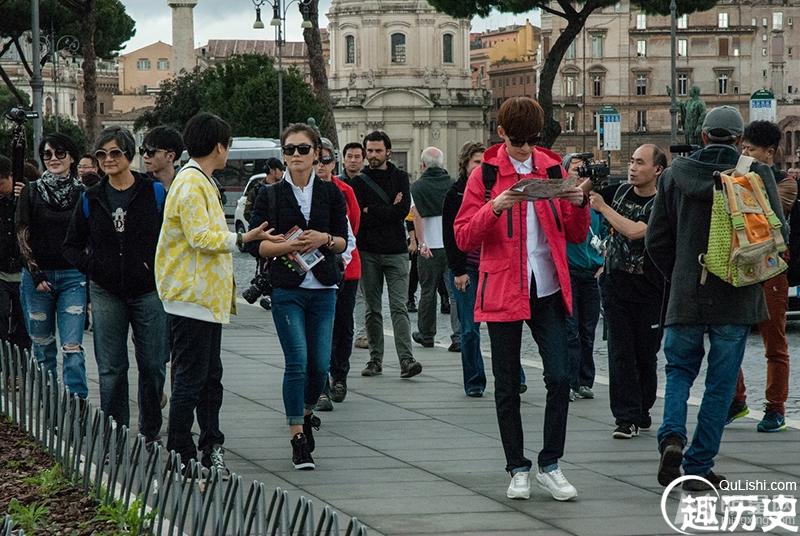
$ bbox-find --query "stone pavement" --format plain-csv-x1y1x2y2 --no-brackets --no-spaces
82,299,800,536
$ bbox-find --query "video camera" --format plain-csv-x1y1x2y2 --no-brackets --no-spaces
4,107,38,125
574,152,611,189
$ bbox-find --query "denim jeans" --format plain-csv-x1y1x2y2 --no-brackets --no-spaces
167,314,225,462
487,290,570,472
565,267,601,390
658,324,749,476
443,270,461,345
20,268,88,398
450,269,485,394
91,283,167,441
330,279,359,383
272,287,336,425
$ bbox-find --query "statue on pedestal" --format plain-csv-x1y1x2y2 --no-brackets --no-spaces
682,85,706,146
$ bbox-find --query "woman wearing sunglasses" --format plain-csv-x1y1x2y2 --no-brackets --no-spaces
15,133,88,399
248,124,348,470
63,127,168,446
454,97,589,502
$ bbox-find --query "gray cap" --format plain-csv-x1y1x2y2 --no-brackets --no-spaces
320,137,335,157
701,106,744,141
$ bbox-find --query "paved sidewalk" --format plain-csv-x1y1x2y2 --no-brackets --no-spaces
82,300,800,536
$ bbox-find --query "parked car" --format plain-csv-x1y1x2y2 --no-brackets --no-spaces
234,173,267,250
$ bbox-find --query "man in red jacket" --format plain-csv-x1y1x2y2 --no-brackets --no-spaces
455,97,589,502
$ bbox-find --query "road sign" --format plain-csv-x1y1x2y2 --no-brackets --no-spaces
601,106,621,151
750,89,776,122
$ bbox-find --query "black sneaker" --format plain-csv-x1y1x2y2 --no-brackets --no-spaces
412,331,434,348
447,342,461,353
201,445,231,480
407,300,418,313
726,400,750,424
303,413,321,453
314,393,333,412
639,412,652,431
658,435,684,486
291,433,315,470
682,471,726,491
400,358,423,378
441,302,451,315
361,361,382,376
330,380,347,403
612,423,639,439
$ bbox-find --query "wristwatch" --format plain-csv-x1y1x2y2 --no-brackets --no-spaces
236,232,244,249
326,233,335,250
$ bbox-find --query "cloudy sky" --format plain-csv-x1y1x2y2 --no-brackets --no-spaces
119,0,540,53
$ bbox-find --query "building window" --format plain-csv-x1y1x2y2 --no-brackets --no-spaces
636,110,647,132
565,41,576,60
345,35,356,64
99,102,105,114
718,73,729,94
762,17,768,27
157,58,169,70
565,111,576,132
733,37,740,56
591,34,604,59
636,14,646,30
789,47,794,57
718,13,729,28
390,33,406,64
719,38,729,57
137,58,151,70
635,74,647,96
773,12,783,31
751,17,757,27
565,74,577,97
636,40,646,57
678,73,688,96
678,39,688,57
592,75,603,97
442,34,454,64
762,33,768,42
762,48,768,56
677,14,688,29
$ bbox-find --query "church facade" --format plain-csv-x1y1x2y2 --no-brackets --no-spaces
327,0,490,177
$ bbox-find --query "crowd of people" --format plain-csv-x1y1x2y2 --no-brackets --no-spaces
0,96,796,501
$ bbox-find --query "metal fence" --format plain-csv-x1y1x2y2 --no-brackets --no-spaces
0,340,368,536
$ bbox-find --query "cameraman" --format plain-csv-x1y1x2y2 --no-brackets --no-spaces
588,144,667,440
0,155,30,350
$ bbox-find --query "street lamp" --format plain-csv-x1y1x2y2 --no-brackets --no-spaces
43,24,80,132
252,0,313,136
668,0,678,144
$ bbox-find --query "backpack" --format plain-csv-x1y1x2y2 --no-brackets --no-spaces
700,162,787,287
82,181,166,218
785,178,800,286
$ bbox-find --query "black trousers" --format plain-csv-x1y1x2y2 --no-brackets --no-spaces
604,291,662,427
487,291,571,472
167,314,225,462
0,279,30,350
330,279,359,383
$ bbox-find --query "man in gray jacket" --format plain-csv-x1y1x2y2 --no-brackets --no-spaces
645,106,787,492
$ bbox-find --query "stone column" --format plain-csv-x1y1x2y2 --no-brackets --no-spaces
168,0,198,75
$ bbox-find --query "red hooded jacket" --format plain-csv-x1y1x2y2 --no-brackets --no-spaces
454,143,589,322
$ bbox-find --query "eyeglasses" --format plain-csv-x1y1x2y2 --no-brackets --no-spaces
318,156,335,165
507,136,540,148
43,149,67,161
139,146,165,157
282,144,313,156
95,148,126,161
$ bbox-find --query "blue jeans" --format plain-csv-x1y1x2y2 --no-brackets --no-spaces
658,324,749,476
90,283,167,441
565,267,601,390
20,268,88,398
271,287,336,425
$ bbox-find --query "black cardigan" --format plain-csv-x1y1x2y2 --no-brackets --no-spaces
442,175,470,277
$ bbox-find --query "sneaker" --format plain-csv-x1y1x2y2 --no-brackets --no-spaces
440,302,451,315
330,381,347,403
400,358,423,379
407,300,418,313
657,435,684,486
201,446,231,480
612,423,639,439
303,413,321,453
577,386,594,399
757,411,787,433
682,471,726,492
291,433,315,470
726,400,749,424
569,389,577,402
361,361,382,376
535,467,577,501
412,331,434,348
354,336,369,349
639,412,652,431
314,393,333,412
466,389,483,398
506,471,531,500
160,391,168,409
447,342,461,353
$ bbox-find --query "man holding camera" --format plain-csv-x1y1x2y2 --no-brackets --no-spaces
589,144,667,440
0,155,30,351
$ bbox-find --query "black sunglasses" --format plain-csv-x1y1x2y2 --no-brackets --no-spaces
318,156,335,165
282,144,313,156
43,149,67,161
139,146,165,157
508,136,540,148
95,148,126,161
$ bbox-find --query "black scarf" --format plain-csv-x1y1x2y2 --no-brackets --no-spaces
36,170,83,210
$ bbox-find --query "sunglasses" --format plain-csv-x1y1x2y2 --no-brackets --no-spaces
95,148,126,161
282,144,313,156
43,149,67,161
139,146,165,157
507,136,540,148
318,156,335,165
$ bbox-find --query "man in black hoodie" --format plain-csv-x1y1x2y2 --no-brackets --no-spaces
646,106,788,491
0,156,30,350
350,131,422,379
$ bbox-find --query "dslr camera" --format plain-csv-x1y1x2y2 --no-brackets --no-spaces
242,270,272,304
574,152,611,189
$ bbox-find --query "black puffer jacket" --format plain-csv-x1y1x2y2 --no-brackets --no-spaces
0,196,22,274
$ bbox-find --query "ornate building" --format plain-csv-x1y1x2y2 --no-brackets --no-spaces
327,0,490,176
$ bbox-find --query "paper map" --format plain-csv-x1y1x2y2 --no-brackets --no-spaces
511,176,579,200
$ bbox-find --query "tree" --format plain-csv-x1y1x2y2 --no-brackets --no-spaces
135,54,325,139
428,0,718,147
301,0,339,146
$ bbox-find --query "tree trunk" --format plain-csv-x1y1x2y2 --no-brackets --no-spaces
302,0,339,147
81,0,98,140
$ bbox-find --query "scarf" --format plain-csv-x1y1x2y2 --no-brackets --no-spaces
410,167,453,217
35,170,83,211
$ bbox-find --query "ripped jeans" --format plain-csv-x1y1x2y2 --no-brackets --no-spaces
20,269,88,398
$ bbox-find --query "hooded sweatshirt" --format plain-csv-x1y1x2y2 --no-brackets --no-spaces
645,144,788,326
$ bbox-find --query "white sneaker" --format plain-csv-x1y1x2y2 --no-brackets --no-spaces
535,467,578,501
506,471,531,499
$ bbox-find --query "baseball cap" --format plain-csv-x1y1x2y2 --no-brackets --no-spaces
266,157,284,171
702,106,744,142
